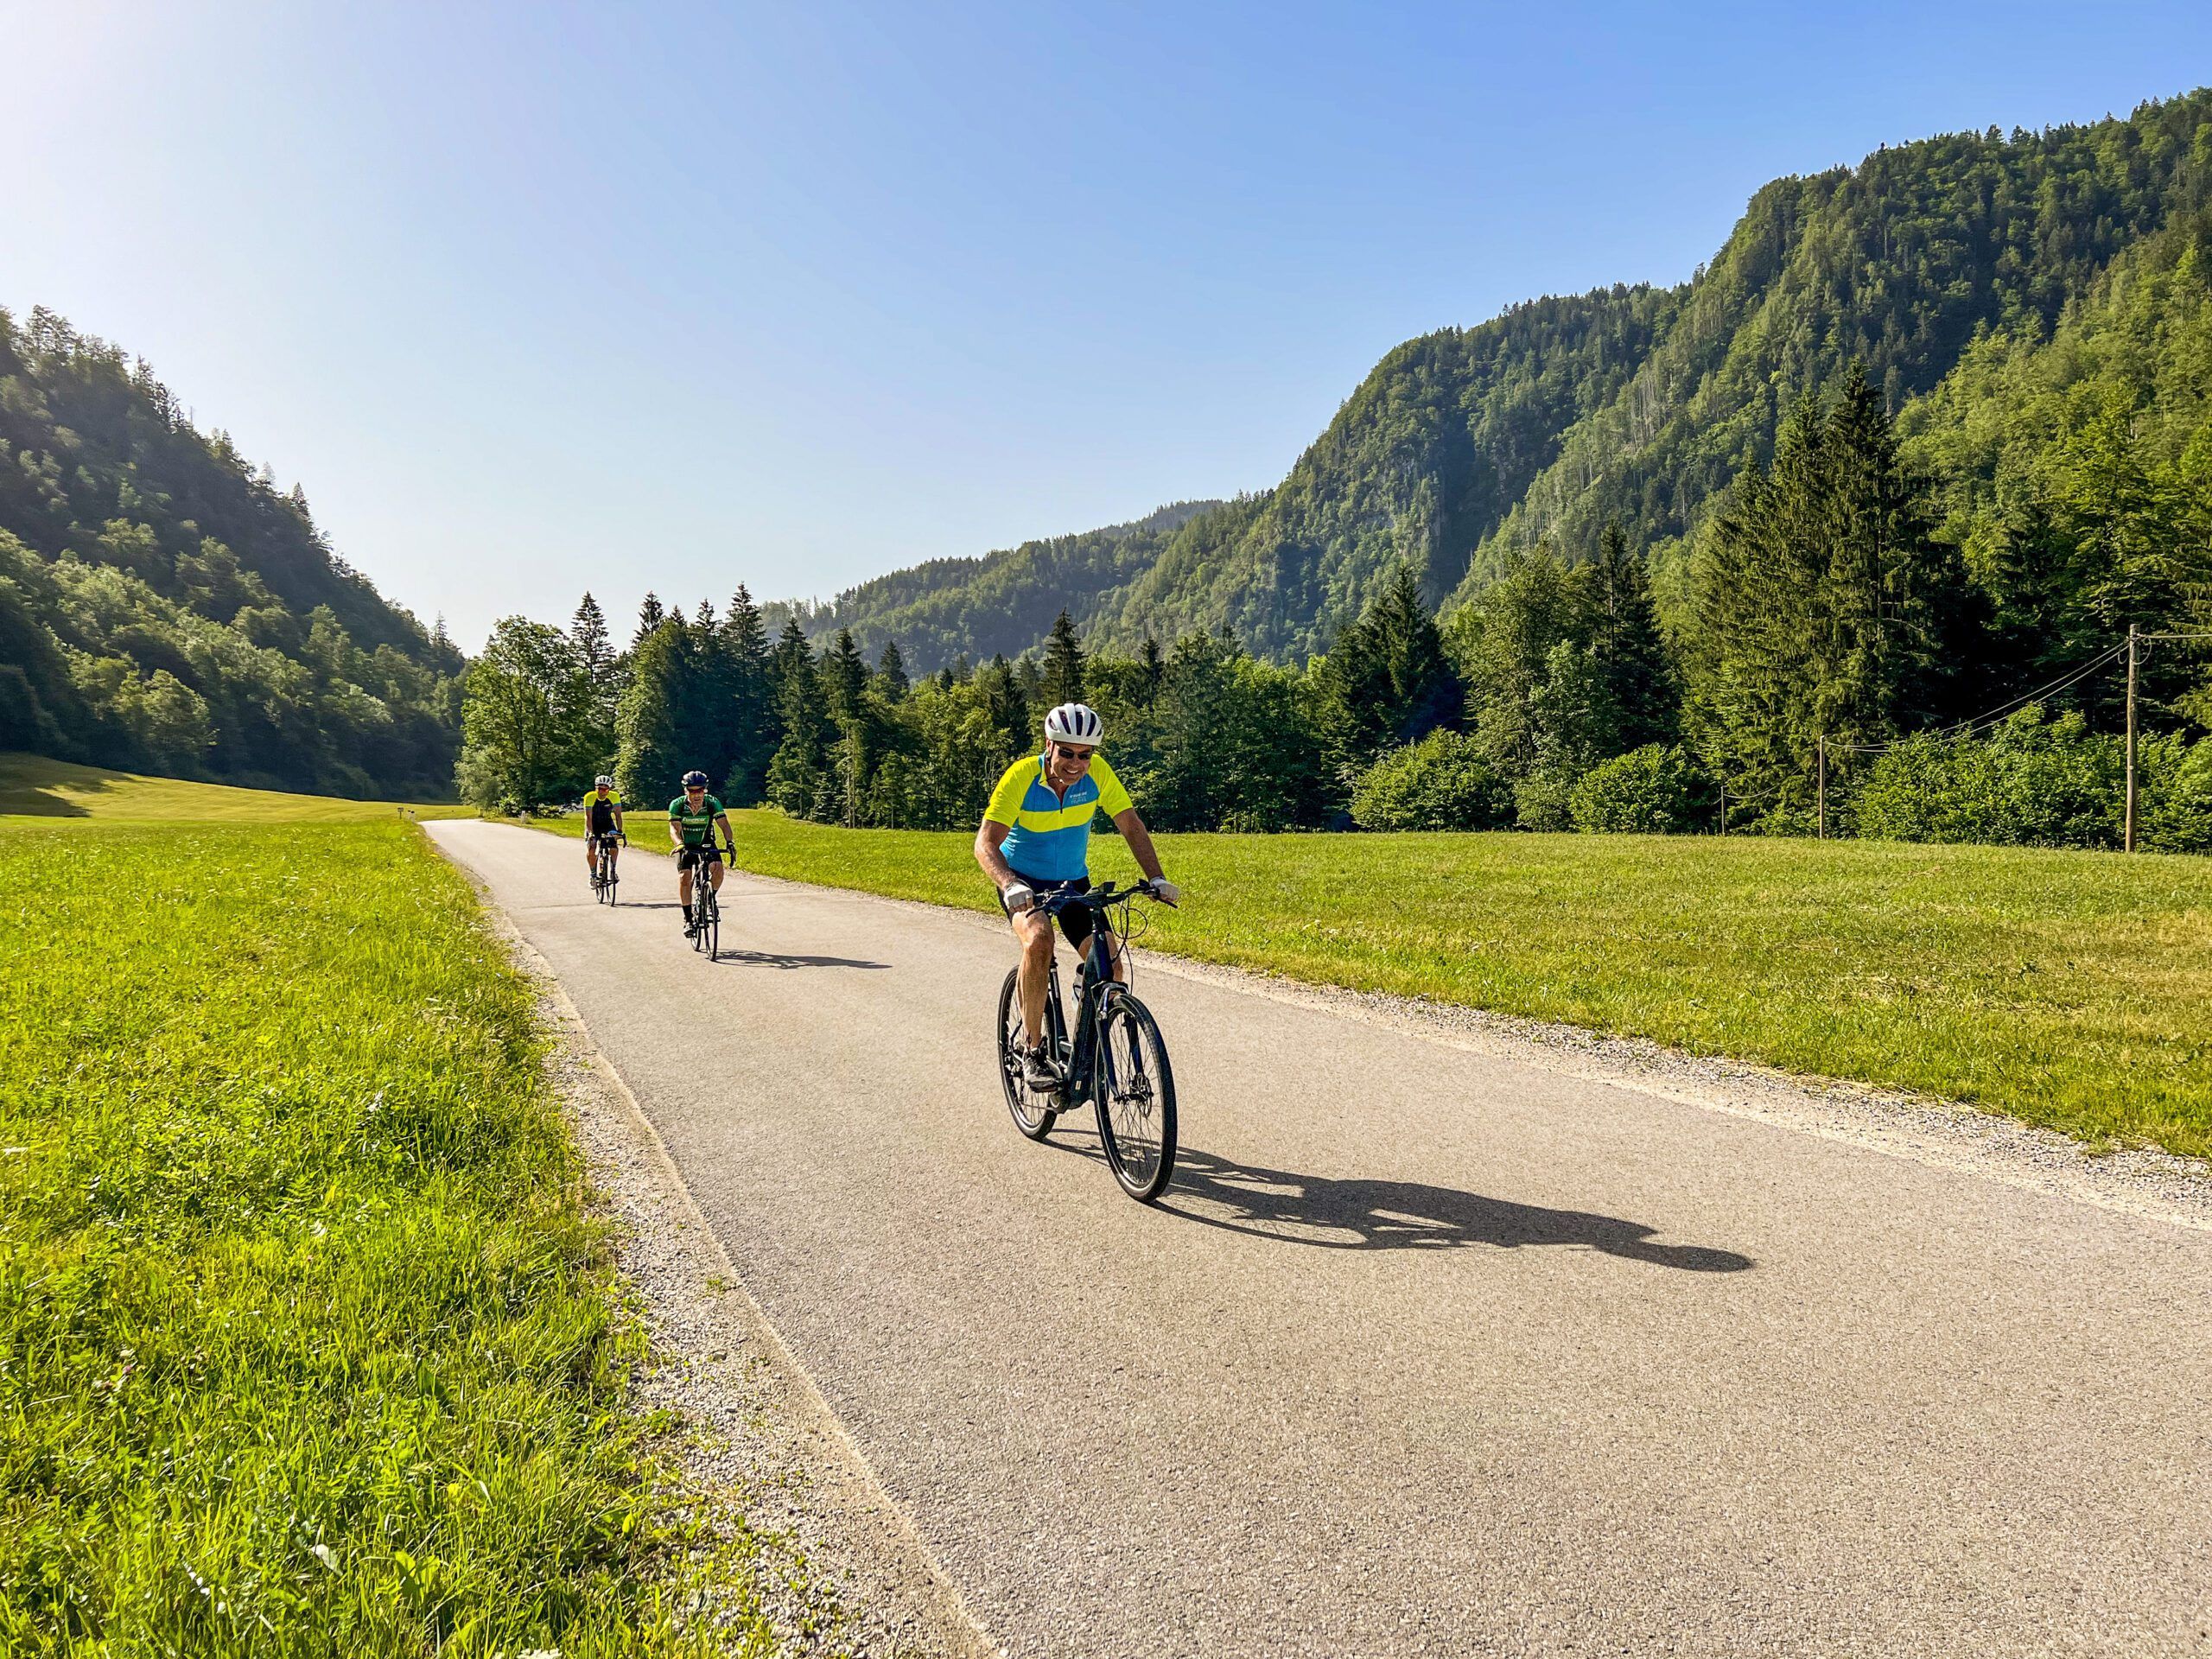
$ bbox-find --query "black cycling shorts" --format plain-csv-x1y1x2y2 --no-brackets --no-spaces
676,845,724,872
1001,874,1097,949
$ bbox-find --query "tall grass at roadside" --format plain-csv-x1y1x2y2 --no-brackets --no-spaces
0,823,771,1656
586,810,2212,1158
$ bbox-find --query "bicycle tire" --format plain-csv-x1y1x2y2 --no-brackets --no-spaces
706,888,719,961
995,967,1058,1140
1092,992,1178,1202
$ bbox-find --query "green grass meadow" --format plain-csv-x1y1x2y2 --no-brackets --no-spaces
0,820,772,1655
0,752,470,825
547,810,2212,1159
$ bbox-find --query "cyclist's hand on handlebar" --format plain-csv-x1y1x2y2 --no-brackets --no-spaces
1002,882,1036,913
1147,878,1181,907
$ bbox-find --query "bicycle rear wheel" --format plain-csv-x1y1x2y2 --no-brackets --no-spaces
1093,993,1177,1201
996,967,1059,1140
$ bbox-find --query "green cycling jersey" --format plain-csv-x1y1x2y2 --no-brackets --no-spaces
669,793,726,847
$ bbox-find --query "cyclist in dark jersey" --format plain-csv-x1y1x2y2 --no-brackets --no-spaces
669,770,734,937
583,776,625,884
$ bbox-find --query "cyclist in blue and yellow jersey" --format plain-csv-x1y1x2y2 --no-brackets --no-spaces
975,702,1179,1090
583,775,625,884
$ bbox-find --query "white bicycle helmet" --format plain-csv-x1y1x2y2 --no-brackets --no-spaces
1044,702,1103,747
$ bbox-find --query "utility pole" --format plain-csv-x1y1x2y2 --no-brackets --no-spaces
1816,736,1827,841
2124,625,2139,855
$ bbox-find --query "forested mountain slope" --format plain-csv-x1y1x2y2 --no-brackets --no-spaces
763,499,1219,670
788,90,2212,670
0,308,461,795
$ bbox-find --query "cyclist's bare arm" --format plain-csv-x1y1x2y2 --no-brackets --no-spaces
668,817,684,849
975,819,1024,899
714,812,734,846
1112,809,1166,885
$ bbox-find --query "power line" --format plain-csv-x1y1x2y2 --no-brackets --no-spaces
1832,640,2130,754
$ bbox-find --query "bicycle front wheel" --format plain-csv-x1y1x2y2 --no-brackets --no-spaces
705,892,720,960
1093,993,1177,1201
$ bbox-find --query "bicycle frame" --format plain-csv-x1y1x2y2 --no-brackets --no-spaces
1038,886,1140,1108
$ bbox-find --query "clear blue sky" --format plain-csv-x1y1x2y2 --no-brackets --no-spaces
6,3,2209,650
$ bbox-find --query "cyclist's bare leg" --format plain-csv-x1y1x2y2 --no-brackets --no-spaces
709,859,726,893
678,868,694,910
1012,907,1054,1046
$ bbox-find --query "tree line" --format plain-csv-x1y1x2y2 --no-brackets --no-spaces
461,365,2212,855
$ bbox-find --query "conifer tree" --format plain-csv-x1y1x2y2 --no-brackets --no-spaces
875,639,910,701
614,619,691,805
1685,367,1967,821
1319,563,1465,773
1042,609,1087,706
1586,524,1676,749
719,585,776,804
565,593,620,775
632,593,666,648
766,637,833,818
822,628,870,726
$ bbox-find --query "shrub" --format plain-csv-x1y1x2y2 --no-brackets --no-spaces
1350,730,1513,830
1570,745,1718,833
2139,733,2212,854
1855,706,2120,849
1513,774,1575,832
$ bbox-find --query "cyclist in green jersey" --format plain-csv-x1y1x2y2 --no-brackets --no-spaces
668,769,734,937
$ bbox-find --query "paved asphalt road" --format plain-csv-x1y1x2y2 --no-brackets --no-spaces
429,821,2212,1659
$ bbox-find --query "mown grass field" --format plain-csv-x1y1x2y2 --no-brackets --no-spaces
0,752,469,824
0,820,772,1655
531,809,2212,1159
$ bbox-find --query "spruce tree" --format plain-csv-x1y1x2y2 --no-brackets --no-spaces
614,620,690,805
564,591,620,780
766,639,833,818
1138,635,1165,708
1684,368,1967,822
875,639,910,701
1319,562,1465,774
719,585,775,804
822,628,870,726
1042,609,1087,706
632,593,666,649
1586,524,1676,749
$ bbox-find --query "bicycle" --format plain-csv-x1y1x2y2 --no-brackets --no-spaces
688,842,731,961
995,881,1178,1202
588,832,624,905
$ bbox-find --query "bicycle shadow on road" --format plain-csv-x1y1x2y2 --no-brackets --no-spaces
1136,1147,1751,1271
710,948,889,970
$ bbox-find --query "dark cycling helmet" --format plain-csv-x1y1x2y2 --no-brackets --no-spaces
682,770,709,788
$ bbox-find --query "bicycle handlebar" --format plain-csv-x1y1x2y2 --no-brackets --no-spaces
1037,880,1163,915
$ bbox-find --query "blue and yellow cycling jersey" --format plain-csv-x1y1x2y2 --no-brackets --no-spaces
983,753,1134,882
